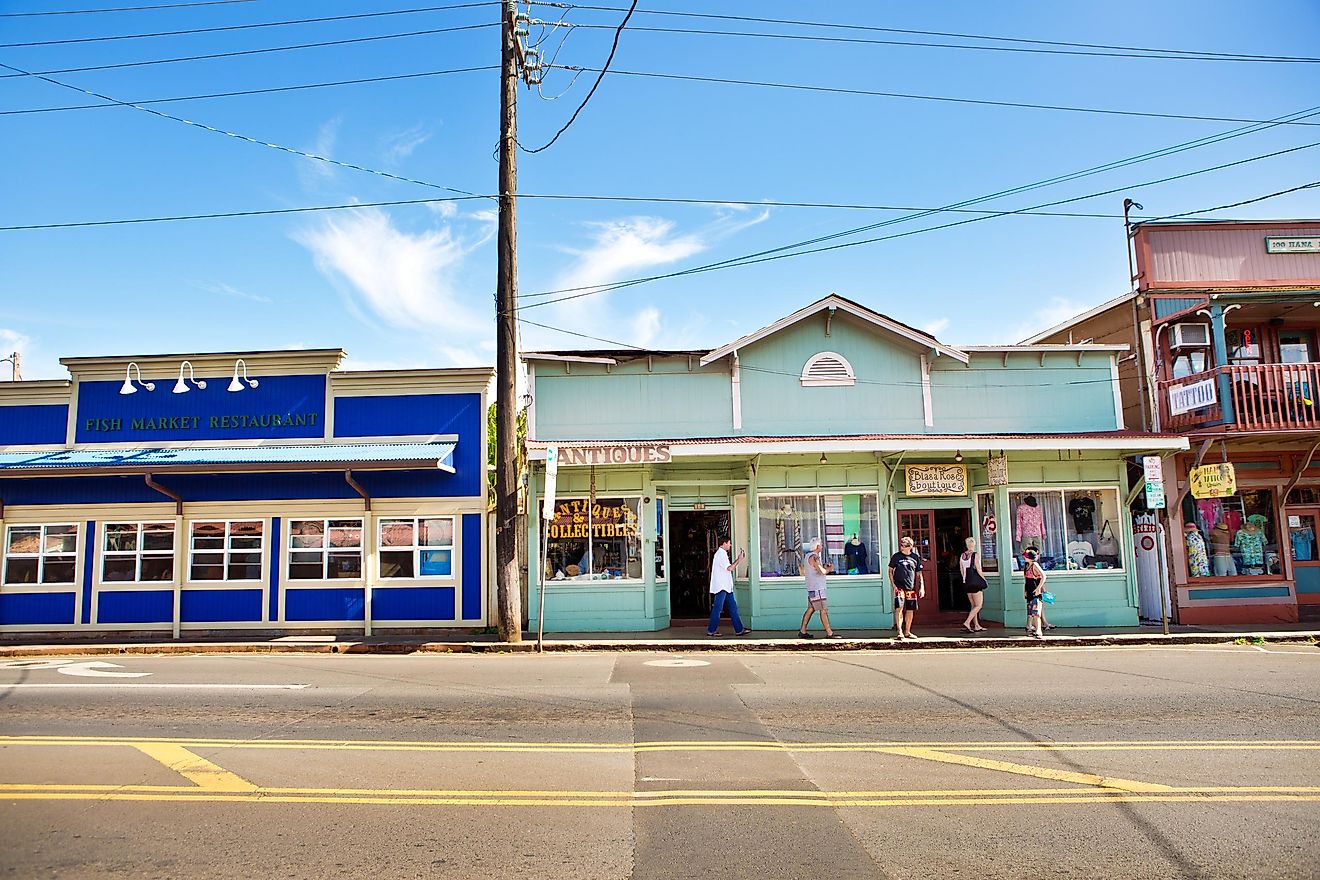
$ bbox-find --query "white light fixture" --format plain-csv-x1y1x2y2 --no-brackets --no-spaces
119,362,154,395
171,360,206,394
227,358,258,392
954,450,964,463
819,453,829,465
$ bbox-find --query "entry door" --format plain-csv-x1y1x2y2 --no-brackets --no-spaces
897,509,950,624
1287,506,1320,617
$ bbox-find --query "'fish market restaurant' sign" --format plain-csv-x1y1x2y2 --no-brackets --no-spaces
83,412,320,434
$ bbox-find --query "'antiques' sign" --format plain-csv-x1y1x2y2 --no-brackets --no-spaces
905,464,968,497
558,445,672,466
987,455,1008,487
546,500,639,539
1189,463,1237,499
1265,236,1320,254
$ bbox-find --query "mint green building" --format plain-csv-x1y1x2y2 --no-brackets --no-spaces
525,295,1187,633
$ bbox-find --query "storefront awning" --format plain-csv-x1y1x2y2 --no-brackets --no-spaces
0,442,457,477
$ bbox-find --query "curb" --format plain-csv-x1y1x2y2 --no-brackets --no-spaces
0,631,1315,658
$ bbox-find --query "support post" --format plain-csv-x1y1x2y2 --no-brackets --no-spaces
1208,304,1235,426
494,0,524,641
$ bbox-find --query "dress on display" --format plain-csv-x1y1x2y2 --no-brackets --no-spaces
1185,528,1210,577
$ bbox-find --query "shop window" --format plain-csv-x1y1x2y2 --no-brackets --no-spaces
1182,490,1280,578
542,498,642,581
1170,350,1208,380
756,493,880,577
103,522,174,583
1010,489,1123,573
654,498,666,581
379,517,454,579
1227,327,1262,365
974,492,999,572
190,521,264,582
289,519,363,580
1278,330,1316,365
1287,487,1318,505
3,524,78,585
1290,514,1317,563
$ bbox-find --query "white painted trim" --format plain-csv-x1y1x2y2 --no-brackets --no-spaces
799,351,856,387
58,349,346,380
521,353,618,365
920,354,934,428
962,344,1130,352
1110,357,1124,429
528,437,1188,458
526,362,538,441
730,352,742,431
0,380,73,405
700,294,969,366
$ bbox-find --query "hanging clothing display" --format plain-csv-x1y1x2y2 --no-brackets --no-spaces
1233,527,1266,568
843,540,869,575
1185,527,1210,577
1068,496,1096,534
1016,499,1046,541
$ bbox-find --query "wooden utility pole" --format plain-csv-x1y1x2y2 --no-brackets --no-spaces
494,0,523,641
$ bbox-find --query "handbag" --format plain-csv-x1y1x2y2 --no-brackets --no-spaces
1095,520,1120,557
961,553,988,590
1041,591,1056,604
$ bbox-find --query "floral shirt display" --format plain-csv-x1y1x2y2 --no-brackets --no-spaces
1185,529,1209,577
1233,528,1266,567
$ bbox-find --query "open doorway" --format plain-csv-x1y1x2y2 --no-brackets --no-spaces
668,509,730,623
933,508,973,613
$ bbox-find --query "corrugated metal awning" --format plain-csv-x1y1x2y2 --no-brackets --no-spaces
0,442,457,477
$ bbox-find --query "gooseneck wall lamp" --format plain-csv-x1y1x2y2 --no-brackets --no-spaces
172,360,206,394
227,358,259,392
118,362,155,395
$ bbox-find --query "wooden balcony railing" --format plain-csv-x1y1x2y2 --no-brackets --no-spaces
1159,363,1320,432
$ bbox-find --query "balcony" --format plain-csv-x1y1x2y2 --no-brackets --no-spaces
1159,363,1320,433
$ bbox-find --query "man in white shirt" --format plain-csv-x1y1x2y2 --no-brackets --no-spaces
708,535,751,637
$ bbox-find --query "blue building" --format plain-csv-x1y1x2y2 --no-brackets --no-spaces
0,349,491,637
525,295,1188,633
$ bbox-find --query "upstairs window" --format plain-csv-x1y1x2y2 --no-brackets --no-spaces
800,352,856,387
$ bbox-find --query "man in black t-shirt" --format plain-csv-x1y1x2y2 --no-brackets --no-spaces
888,536,925,640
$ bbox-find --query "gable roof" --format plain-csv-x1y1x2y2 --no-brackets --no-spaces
699,293,969,366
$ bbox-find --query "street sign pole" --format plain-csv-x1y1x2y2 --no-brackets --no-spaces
537,447,558,653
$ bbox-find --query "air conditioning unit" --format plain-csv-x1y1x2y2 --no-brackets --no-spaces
1170,323,1212,348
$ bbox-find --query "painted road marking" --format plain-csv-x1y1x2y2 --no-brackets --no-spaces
0,659,149,677
0,684,308,690
882,747,1172,792
132,743,257,792
643,659,711,667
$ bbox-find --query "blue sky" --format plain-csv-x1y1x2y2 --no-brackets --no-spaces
3,0,1319,379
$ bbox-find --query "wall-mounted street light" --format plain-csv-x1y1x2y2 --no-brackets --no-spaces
227,358,259,392
172,360,207,394
119,362,155,395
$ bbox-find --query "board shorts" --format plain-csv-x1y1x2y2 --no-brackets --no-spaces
808,596,828,610
894,589,919,611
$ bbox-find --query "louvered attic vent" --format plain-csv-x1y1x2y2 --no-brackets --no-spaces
800,352,856,387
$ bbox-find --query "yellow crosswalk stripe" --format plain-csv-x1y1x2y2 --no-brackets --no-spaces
131,743,257,792
882,747,1174,791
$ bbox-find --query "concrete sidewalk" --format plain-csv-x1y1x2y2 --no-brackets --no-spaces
0,623,1316,656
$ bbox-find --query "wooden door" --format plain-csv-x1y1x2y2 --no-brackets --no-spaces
897,509,961,624
1287,506,1320,619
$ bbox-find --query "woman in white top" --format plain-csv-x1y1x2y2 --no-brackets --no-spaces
958,536,988,633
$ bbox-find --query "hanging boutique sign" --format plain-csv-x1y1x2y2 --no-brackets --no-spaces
1189,463,1236,499
987,455,1008,487
557,444,672,466
904,464,968,497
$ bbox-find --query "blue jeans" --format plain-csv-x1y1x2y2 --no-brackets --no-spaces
707,589,745,634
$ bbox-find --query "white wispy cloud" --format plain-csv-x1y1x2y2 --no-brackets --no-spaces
194,281,271,304
300,116,343,188
553,216,706,296
0,327,57,379
380,123,432,167
1009,296,1092,343
294,207,487,341
921,317,951,337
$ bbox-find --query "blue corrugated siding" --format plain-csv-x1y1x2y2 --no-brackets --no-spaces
98,590,173,624
1153,297,1206,320
180,589,263,623
75,375,326,443
0,592,76,626
334,393,483,497
285,587,365,621
0,404,68,445
462,513,482,620
372,587,455,620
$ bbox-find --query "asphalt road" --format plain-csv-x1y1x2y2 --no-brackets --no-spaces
1,642,1317,879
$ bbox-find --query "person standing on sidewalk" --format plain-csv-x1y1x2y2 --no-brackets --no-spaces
959,536,988,633
707,536,751,637
889,536,925,640
798,538,841,639
1023,548,1047,639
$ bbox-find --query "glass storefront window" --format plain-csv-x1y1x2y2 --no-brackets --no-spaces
3,524,78,585
1227,327,1262,365
1290,514,1317,563
190,521,264,581
975,492,998,572
379,517,454,579
289,519,363,580
543,497,642,581
1183,490,1280,578
654,497,666,581
103,522,175,582
756,493,880,577
1010,489,1123,573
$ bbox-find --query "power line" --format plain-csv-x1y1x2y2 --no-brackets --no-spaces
518,0,637,153
1,65,497,116
517,139,1320,311
554,66,1320,129
0,60,487,199
1145,180,1320,222
0,2,496,48
557,21,1320,64
0,22,499,79
0,0,262,16
556,4,1320,64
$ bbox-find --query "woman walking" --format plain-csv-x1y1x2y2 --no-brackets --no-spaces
1022,548,1046,640
959,537,988,633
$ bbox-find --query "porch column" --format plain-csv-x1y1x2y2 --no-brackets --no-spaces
1209,304,1236,424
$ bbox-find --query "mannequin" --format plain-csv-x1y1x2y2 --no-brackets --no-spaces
843,534,868,575
1209,522,1237,576
1234,520,1266,576
1184,522,1209,577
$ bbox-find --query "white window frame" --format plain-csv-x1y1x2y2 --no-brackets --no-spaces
101,521,176,585
800,351,856,387
756,491,881,579
1008,486,1125,576
2,523,79,586
287,518,365,582
378,516,456,581
187,519,266,583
